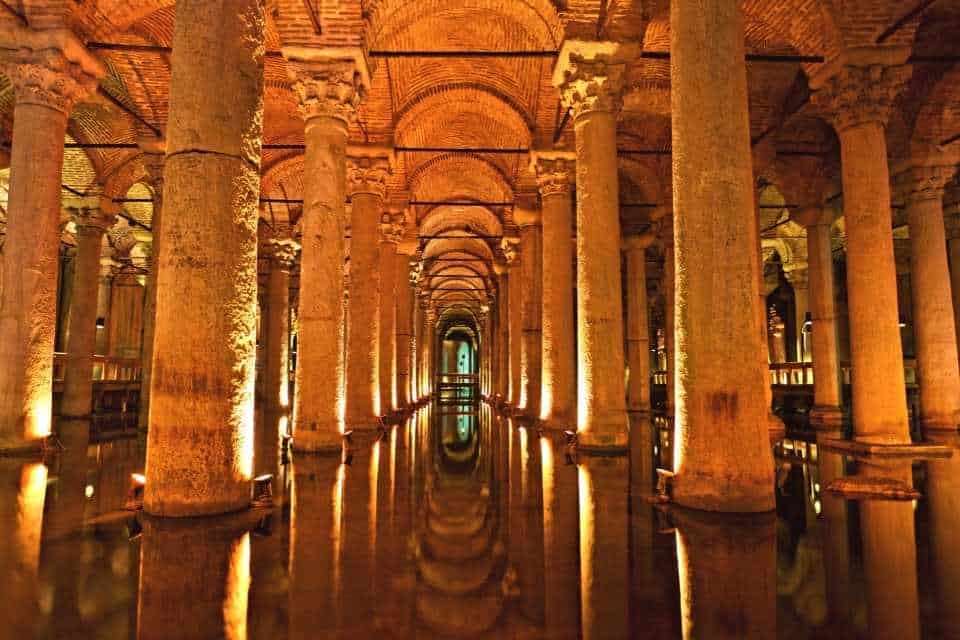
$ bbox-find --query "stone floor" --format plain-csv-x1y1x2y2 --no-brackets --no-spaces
1,404,956,639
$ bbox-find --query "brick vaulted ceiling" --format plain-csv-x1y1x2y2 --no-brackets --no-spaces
0,0,958,310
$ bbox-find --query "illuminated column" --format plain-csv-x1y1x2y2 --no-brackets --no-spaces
664,233,676,415
285,50,369,452
346,149,392,427
0,461,47,638
379,215,403,412
540,432,580,637
502,239,523,407
792,208,843,428
623,232,655,413
516,206,543,418
812,62,912,444
555,41,631,450
424,306,437,396
947,196,960,359
144,0,264,516
263,238,298,421
926,433,960,638
395,243,416,408
785,267,809,362
0,35,103,452
670,0,774,511
494,263,510,401
673,508,776,639
61,202,116,418
137,141,165,437
900,165,960,431
414,299,425,401
533,153,576,427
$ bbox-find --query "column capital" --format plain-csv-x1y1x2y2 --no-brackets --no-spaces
379,214,405,244
531,151,576,198
283,47,371,125
811,64,912,133
346,148,393,199
622,231,656,252
501,236,521,265
784,266,809,290
894,165,956,204
266,237,300,271
67,197,118,232
514,206,542,228
552,40,636,119
4,29,105,114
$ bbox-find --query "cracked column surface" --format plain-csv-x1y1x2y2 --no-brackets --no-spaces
346,150,392,429
553,41,635,450
395,242,416,408
555,41,631,451
284,49,369,452
901,166,960,432
144,0,265,517
533,154,576,428
670,0,774,511
813,61,913,444
624,232,655,413
0,34,102,452
793,208,843,429
61,202,116,419
516,206,543,419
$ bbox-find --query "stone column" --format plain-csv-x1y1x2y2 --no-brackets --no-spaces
378,216,403,413
424,306,437,396
285,49,369,451
494,263,510,401
624,232,655,413
554,41,631,450
262,238,298,419
414,299,425,401
785,267,810,362
946,197,960,362
61,202,116,418
346,150,392,427
502,240,523,407
137,141,165,436
901,166,960,431
516,206,543,418
812,62,913,444
792,208,843,428
669,1,774,511
533,153,576,427
144,0,265,517
395,244,416,408
0,35,102,452
664,235,676,415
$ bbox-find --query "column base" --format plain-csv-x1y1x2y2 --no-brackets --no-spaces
540,414,576,432
292,429,344,454
669,469,775,513
809,405,844,430
818,437,952,460
920,417,960,433
577,428,629,454
0,435,43,456
143,491,252,519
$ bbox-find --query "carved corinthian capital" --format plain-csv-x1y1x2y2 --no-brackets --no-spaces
267,237,301,271
553,40,636,119
531,152,576,198
895,165,955,204
811,64,912,133
8,49,102,114
283,47,371,124
346,153,392,199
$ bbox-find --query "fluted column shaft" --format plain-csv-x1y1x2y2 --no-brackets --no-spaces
555,42,630,450
0,41,102,451
395,251,414,407
624,234,654,412
813,63,912,444
61,205,115,418
670,0,774,511
145,0,265,516
903,166,960,430
534,155,576,427
517,210,543,417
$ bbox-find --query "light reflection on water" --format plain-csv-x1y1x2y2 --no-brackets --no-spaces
2,411,956,639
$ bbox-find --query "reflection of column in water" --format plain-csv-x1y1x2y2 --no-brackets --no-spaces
137,518,251,640
578,454,629,640
508,420,523,588
0,460,47,640
673,507,775,639
519,425,545,624
541,433,580,638
814,443,854,636
860,462,920,640
926,433,960,639
288,455,342,640
248,507,290,639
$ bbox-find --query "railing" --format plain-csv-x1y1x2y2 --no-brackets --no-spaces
52,353,142,382
654,360,919,389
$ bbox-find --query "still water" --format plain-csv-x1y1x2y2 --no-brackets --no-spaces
1,404,958,639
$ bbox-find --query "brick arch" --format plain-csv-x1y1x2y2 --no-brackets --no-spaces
408,153,514,203
910,65,960,156
420,205,503,239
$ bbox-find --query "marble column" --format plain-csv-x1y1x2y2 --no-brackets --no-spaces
516,206,543,418
670,0,774,511
378,216,403,413
503,241,523,407
624,232,655,413
664,235,676,415
285,50,369,451
533,153,577,427
137,142,165,437
946,194,960,364
262,238,298,422
901,165,960,431
144,0,265,516
555,41,631,450
813,62,913,444
424,306,437,396
494,263,510,401
346,150,391,428
792,208,843,428
786,267,810,362
0,36,102,451
395,244,416,408
414,299,425,401
61,202,116,419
